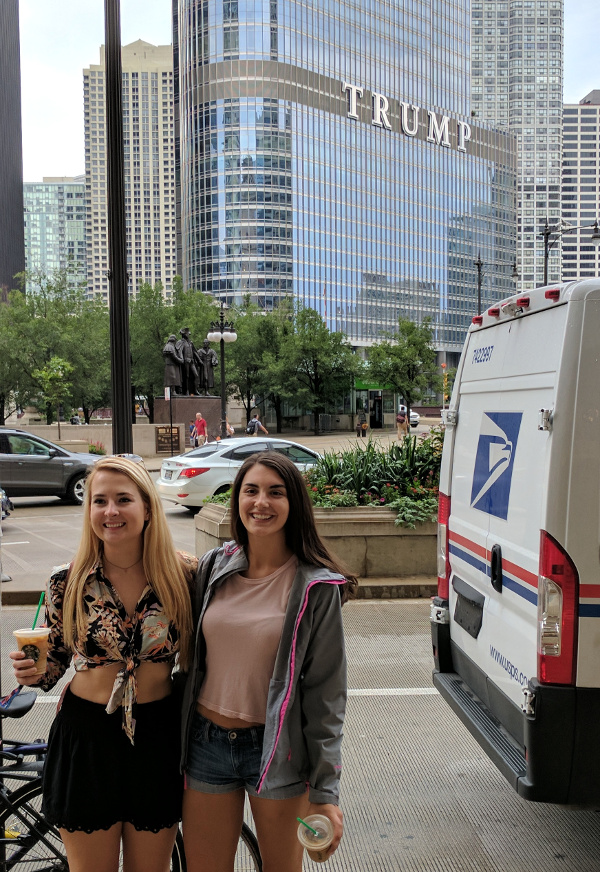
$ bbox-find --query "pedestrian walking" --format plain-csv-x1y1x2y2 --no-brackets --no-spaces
180,453,357,872
9,456,196,872
193,412,208,447
246,413,268,436
396,409,409,439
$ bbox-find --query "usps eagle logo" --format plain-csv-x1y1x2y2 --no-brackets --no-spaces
470,412,522,520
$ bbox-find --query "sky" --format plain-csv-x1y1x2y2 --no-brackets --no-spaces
18,0,600,182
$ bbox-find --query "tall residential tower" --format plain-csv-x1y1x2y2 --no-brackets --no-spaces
561,91,600,282
23,177,87,291
470,0,563,288
175,0,517,355
84,41,176,300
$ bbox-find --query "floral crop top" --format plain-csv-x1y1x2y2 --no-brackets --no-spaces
39,551,198,743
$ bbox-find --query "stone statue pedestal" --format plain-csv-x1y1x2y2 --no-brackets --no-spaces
154,396,223,443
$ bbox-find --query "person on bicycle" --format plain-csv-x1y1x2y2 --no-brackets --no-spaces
179,452,356,871
10,456,196,872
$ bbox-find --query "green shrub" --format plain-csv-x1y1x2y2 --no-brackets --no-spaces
304,428,443,526
88,440,106,455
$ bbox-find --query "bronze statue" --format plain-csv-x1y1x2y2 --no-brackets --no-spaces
195,339,219,395
175,327,199,395
163,334,184,391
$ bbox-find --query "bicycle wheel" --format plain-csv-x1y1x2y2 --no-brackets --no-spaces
236,823,262,871
0,778,68,870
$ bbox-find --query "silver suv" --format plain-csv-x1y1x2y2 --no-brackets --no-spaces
0,429,100,505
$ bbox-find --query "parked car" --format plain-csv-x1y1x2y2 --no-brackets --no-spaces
398,405,420,427
0,486,13,519
156,437,320,510
0,429,100,506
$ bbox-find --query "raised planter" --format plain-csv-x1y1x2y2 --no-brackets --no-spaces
195,504,436,579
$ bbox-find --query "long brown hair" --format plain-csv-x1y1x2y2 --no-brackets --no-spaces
230,452,357,603
61,456,193,668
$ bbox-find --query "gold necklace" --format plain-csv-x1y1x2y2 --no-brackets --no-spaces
104,556,143,572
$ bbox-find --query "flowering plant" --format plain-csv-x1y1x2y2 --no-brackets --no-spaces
88,440,106,455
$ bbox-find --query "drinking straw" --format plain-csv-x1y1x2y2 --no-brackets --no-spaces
31,591,44,630
296,817,319,836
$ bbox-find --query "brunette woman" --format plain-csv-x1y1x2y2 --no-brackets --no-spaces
10,456,196,872
180,452,356,872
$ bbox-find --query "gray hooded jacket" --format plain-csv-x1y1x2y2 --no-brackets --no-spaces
180,541,347,804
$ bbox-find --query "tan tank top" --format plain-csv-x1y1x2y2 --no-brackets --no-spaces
197,554,298,723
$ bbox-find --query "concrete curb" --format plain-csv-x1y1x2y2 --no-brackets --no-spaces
2,577,438,607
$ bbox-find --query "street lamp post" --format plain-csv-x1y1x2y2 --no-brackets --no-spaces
104,0,132,454
541,218,600,287
474,252,483,315
207,304,237,440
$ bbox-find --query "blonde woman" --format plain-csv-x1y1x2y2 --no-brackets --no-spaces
10,456,196,872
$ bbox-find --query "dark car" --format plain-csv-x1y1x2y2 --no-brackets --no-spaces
0,429,100,506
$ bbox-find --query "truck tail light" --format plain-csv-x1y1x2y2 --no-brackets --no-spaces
179,467,210,478
544,288,561,301
516,296,530,308
537,530,578,685
488,307,500,317
437,492,451,599
472,315,483,325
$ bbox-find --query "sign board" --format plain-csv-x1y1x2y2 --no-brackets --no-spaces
156,426,180,455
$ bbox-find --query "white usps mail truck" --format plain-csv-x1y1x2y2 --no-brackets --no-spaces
431,279,600,803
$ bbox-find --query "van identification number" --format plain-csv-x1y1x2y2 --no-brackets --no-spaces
472,345,494,365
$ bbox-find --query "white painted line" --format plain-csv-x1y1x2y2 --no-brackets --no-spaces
36,690,440,703
2,541,31,546
348,687,438,697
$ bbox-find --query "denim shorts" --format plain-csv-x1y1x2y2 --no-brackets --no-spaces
185,712,306,799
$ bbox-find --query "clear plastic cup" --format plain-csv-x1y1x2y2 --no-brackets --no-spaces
13,628,51,675
296,814,334,863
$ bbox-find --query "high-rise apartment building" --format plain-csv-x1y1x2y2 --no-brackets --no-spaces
175,0,517,354
0,0,25,296
561,91,600,282
84,41,176,300
23,177,87,291
471,0,564,289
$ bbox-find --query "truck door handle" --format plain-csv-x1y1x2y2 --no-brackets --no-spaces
490,544,503,593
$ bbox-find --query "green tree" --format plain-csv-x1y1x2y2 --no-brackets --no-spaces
367,317,440,418
32,357,74,440
130,283,176,422
282,308,359,435
227,299,266,424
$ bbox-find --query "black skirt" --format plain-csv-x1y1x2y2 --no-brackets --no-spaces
42,686,183,833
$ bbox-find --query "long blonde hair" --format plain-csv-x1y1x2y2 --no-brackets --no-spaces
62,456,193,669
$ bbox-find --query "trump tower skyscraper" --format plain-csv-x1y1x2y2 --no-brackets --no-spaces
174,0,517,355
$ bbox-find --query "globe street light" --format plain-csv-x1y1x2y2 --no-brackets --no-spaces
206,304,237,440
541,218,600,287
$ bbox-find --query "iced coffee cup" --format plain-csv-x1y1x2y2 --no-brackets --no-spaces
297,814,334,863
13,628,51,676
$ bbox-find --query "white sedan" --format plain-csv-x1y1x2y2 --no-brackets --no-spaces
156,437,320,510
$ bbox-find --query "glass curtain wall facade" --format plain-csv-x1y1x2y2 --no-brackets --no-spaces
177,0,516,351
0,0,25,296
23,178,87,292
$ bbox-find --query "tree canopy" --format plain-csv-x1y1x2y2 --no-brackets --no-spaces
367,317,439,414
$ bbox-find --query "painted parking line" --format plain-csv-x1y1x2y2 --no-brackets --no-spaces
2,542,31,546
36,688,439,704
349,688,437,696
